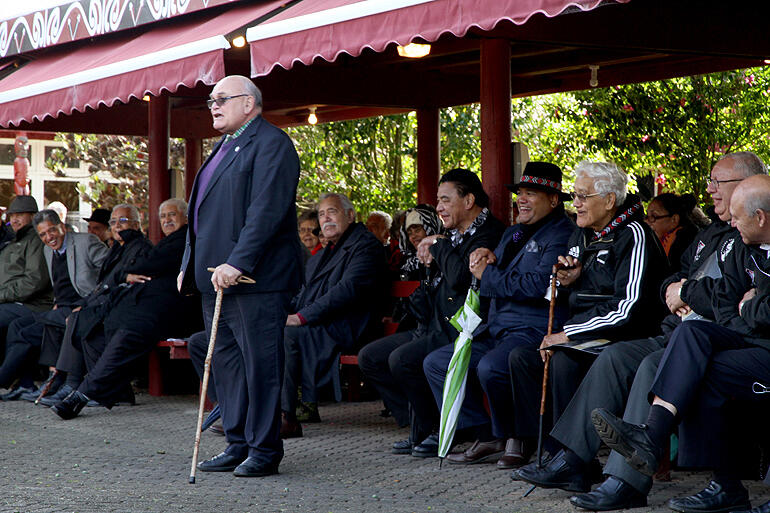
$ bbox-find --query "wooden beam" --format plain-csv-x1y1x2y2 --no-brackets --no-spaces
148,95,170,243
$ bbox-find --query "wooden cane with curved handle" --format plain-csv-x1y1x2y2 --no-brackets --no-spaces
189,269,256,484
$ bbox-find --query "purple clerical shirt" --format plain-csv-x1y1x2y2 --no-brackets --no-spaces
193,139,235,235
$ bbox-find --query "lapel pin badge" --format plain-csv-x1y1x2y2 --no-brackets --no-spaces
234,146,240,152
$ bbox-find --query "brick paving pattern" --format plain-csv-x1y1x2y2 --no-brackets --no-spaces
0,396,767,512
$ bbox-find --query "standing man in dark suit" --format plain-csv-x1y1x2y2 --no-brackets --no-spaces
178,75,303,478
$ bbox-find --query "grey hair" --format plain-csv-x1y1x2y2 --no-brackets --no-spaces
318,193,355,215
573,161,628,205
33,209,62,227
159,197,188,216
743,184,770,217
229,75,262,107
112,204,141,223
717,151,767,178
368,210,392,229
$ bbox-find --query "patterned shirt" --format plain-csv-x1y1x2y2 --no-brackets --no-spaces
448,208,489,247
224,117,255,143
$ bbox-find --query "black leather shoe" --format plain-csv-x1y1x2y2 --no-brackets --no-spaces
233,457,279,477
280,412,303,439
392,439,413,455
592,407,661,477
39,384,74,406
570,476,647,511
51,390,89,420
668,480,750,513
411,432,439,458
514,449,590,493
732,499,770,513
197,452,245,472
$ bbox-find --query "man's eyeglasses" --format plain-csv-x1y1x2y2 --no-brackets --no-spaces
206,94,248,109
705,177,742,189
645,213,673,222
569,191,602,202
109,217,131,226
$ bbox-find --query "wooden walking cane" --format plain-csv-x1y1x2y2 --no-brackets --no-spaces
523,272,558,498
189,268,255,484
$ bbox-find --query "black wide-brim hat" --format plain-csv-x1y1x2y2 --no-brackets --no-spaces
506,162,571,202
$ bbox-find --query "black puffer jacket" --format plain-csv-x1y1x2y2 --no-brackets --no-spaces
561,195,670,342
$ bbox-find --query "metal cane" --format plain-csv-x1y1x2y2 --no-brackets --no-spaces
523,272,557,498
189,268,255,484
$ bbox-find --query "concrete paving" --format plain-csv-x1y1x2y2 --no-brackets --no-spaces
0,395,767,513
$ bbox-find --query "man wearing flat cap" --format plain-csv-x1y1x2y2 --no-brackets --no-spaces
0,196,53,398
423,162,575,467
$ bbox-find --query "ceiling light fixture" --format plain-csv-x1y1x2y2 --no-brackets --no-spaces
231,35,246,48
589,65,599,88
308,106,318,125
397,43,431,59
142,94,151,102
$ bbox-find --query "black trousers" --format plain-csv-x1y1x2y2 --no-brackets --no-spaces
0,307,66,388
55,310,86,378
358,330,415,427
78,327,149,407
550,335,666,463
203,291,291,466
389,332,450,443
281,324,340,413
187,330,215,403
652,321,770,471
507,344,594,440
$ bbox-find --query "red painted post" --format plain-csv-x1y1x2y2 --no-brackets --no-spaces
417,108,440,205
184,138,202,202
148,94,170,243
480,39,512,224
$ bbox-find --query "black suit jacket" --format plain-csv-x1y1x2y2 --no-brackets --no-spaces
290,223,386,349
180,115,303,296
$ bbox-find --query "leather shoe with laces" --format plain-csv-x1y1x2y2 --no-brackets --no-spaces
197,452,245,472
592,407,662,477
233,457,279,477
496,438,534,469
447,438,505,464
570,476,647,511
514,449,591,493
668,480,750,513
411,432,439,458
732,499,770,513
51,389,89,420
39,384,74,406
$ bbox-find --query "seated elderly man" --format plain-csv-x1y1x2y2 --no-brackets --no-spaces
509,162,669,487
52,198,199,419
0,196,53,398
422,162,574,466
593,174,770,513
35,204,153,405
83,209,113,247
359,168,505,457
367,210,402,278
280,193,386,436
516,151,765,509
0,209,109,399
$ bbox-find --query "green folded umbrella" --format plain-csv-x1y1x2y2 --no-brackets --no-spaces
438,285,482,460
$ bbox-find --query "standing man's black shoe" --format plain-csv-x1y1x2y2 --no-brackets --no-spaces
732,499,770,513
392,439,413,455
197,452,245,472
514,449,591,493
51,390,89,420
668,480,750,513
233,457,279,477
592,407,661,477
570,476,647,511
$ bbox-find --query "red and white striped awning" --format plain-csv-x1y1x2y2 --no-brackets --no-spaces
0,0,285,127
247,0,628,77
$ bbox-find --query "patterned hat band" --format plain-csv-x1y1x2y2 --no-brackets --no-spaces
519,175,562,191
